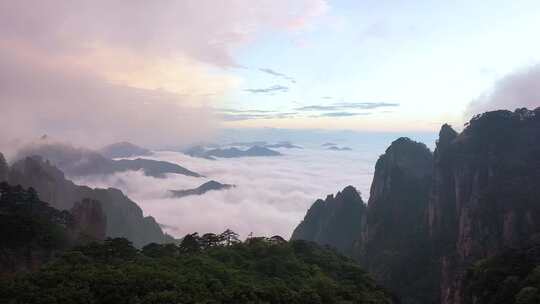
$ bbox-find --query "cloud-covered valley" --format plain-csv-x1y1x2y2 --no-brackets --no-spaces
73,147,378,239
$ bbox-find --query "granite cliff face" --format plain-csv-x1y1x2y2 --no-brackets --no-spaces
291,186,366,254
428,108,540,304
293,108,540,304
70,198,107,241
359,137,437,304
7,156,173,247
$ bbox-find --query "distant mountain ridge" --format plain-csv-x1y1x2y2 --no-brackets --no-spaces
99,141,152,158
185,145,282,159
17,142,201,178
227,141,302,149
3,154,173,247
169,180,235,198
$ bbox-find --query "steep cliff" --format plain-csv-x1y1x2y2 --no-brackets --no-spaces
360,137,437,304
292,108,540,303
70,199,107,241
291,186,366,254
8,156,173,247
428,108,540,304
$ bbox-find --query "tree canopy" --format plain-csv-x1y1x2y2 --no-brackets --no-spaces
0,235,395,304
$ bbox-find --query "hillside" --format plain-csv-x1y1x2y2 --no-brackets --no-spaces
6,155,173,247
0,235,396,304
0,182,106,274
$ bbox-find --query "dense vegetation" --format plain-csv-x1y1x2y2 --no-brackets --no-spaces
0,182,75,273
0,233,394,304
464,241,540,304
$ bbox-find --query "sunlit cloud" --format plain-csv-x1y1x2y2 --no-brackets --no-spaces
0,0,329,148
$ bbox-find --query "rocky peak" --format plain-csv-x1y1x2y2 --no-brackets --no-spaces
369,137,432,206
70,199,107,241
437,124,458,148
357,137,436,303
291,186,366,254
336,185,360,201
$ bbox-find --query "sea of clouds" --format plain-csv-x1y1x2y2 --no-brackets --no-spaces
73,132,437,240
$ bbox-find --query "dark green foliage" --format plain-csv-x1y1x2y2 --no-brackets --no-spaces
0,182,74,273
464,242,540,304
1,236,395,304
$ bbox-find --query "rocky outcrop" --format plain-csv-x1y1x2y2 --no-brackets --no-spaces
428,108,540,304
291,186,366,255
8,156,173,247
70,199,107,241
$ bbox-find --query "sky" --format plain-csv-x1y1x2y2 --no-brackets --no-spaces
1,0,540,149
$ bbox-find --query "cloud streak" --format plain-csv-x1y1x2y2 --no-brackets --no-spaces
244,85,290,94
317,112,372,117
259,68,296,83
217,111,298,121
295,102,399,111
